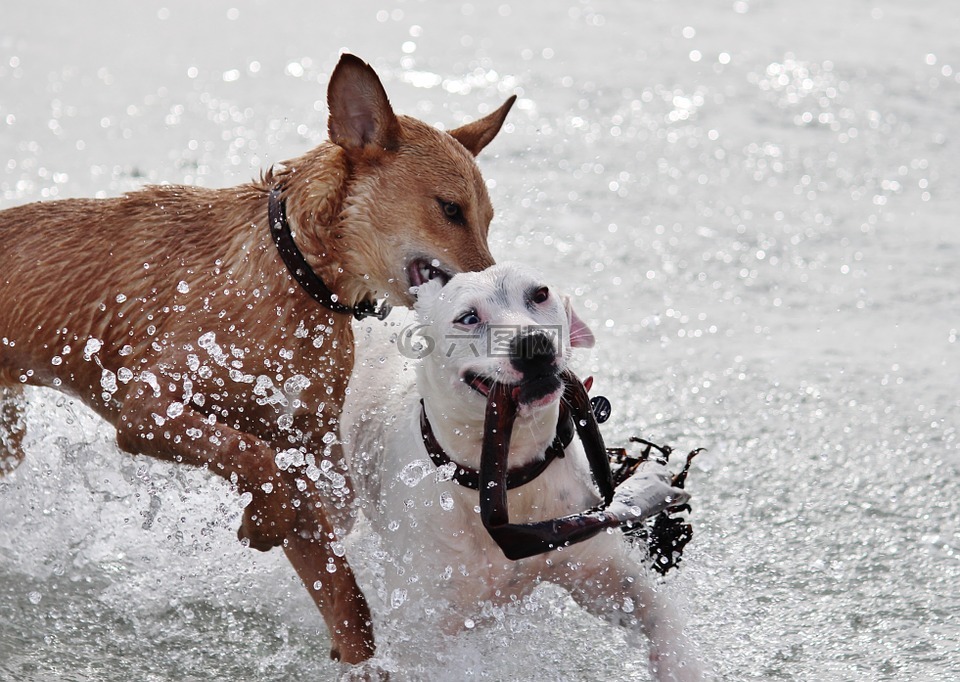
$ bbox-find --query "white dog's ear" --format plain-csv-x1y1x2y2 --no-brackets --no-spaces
413,277,446,317
564,296,596,349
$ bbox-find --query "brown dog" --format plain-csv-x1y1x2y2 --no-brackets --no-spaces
0,53,513,664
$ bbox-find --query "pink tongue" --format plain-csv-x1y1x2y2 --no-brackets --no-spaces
470,376,489,395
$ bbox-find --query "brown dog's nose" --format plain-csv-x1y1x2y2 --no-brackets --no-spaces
509,330,557,375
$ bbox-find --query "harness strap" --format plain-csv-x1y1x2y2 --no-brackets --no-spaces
419,399,572,490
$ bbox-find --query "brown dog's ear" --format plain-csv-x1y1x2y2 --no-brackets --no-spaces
448,95,517,156
327,54,401,151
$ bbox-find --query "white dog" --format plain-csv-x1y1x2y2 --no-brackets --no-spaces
339,262,703,681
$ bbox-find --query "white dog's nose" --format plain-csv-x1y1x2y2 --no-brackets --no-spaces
509,330,557,375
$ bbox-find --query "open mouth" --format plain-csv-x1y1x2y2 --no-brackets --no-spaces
407,257,453,288
463,371,562,407
464,371,495,398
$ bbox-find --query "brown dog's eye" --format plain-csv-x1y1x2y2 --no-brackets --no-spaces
438,199,466,225
532,287,549,304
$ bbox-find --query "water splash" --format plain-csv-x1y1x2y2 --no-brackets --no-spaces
399,460,433,487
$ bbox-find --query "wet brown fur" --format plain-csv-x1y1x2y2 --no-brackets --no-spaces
0,54,513,664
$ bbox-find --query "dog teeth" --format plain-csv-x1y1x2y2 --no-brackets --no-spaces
411,260,447,286
420,264,444,282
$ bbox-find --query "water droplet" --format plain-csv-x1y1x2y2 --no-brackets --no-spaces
198,331,216,348
275,448,305,470
464,618,475,629
440,491,455,511
391,588,408,608
313,580,322,591
400,459,433,487
28,591,42,605
436,462,456,482
177,280,190,294
98,369,117,394
83,338,102,360
284,374,311,394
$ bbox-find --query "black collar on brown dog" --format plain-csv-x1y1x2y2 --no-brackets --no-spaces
268,188,392,321
419,399,574,490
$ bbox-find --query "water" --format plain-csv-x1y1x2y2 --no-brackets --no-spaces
2,1,958,679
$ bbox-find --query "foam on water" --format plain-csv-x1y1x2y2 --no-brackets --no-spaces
2,1,958,680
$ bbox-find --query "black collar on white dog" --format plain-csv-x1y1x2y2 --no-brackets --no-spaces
267,188,391,321
419,400,574,491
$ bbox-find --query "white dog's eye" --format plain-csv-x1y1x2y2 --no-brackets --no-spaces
531,287,550,304
455,310,481,326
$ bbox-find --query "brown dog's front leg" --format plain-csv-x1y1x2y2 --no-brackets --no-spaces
115,383,296,551
117,377,376,664
283,502,376,664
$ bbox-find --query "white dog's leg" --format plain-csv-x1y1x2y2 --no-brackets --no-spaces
560,544,705,682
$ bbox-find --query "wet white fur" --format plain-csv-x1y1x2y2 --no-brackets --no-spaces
340,262,703,681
